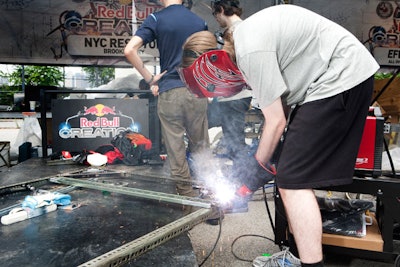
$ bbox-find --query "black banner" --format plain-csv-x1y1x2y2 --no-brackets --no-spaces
52,98,149,152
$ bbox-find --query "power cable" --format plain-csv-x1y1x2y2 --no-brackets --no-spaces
197,208,224,267
229,184,278,263
231,234,275,262
263,183,276,233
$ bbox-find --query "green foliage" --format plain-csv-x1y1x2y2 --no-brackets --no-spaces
0,65,63,107
0,85,19,106
374,72,392,80
374,71,400,80
1,65,63,86
82,66,115,87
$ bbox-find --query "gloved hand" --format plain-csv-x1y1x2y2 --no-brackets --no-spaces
222,156,276,214
235,155,276,195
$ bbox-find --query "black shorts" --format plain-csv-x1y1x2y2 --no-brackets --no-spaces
276,76,374,189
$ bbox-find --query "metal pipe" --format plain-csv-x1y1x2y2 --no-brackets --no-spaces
50,176,213,208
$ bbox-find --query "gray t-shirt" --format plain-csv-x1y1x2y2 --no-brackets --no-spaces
233,5,380,109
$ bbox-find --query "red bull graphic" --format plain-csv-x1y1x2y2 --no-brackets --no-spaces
52,99,151,153
45,0,171,59
366,1,400,66
58,103,140,140
83,104,116,116
46,0,162,59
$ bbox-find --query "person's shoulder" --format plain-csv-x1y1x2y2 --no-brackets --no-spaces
152,5,205,29
155,4,188,17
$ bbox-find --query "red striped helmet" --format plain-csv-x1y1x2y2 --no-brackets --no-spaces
178,50,246,98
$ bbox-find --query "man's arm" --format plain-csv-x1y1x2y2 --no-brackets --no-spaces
124,36,155,84
124,36,166,95
256,97,287,164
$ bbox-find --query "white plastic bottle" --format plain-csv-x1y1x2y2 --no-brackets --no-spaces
1,204,57,225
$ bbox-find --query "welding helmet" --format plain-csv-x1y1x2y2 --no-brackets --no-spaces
177,50,246,98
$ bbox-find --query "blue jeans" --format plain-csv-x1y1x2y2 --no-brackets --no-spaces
208,97,252,182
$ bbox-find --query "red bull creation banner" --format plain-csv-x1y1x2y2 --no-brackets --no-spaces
364,0,400,66
52,98,149,152
291,0,398,67
0,1,390,66
0,0,166,66
0,0,264,66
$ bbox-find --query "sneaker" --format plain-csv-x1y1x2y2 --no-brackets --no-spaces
252,247,301,267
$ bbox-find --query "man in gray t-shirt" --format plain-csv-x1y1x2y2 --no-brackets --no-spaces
231,5,379,266
180,4,380,267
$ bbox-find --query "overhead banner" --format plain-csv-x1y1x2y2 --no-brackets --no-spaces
293,0,396,67
364,1,400,67
1,0,393,67
0,0,265,67
0,0,165,66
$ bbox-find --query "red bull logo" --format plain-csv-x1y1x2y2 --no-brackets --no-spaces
84,104,116,116
81,103,119,129
80,117,120,127
58,102,138,139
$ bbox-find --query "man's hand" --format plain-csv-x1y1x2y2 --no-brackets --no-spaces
150,85,159,96
236,155,276,193
149,70,167,96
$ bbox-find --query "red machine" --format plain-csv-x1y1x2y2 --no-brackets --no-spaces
354,111,385,178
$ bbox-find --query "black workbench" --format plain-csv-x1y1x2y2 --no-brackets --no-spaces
274,175,400,264
0,159,198,267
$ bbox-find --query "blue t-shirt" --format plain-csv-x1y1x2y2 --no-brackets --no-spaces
135,5,207,93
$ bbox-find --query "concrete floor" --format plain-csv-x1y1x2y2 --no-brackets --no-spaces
188,187,400,267
1,158,398,266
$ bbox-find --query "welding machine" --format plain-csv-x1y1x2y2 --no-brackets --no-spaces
354,109,385,178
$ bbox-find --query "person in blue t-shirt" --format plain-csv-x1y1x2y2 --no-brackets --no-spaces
124,0,209,200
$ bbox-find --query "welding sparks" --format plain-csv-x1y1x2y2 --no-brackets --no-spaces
212,179,236,205
190,150,240,206
198,168,237,205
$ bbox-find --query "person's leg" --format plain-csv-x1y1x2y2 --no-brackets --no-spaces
158,88,194,197
207,99,222,129
184,88,210,156
220,97,251,183
279,188,323,264
219,98,250,154
276,77,374,266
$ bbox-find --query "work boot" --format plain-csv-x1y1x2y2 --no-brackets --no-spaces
177,186,200,216
197,190,224,225
205,207,224,225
